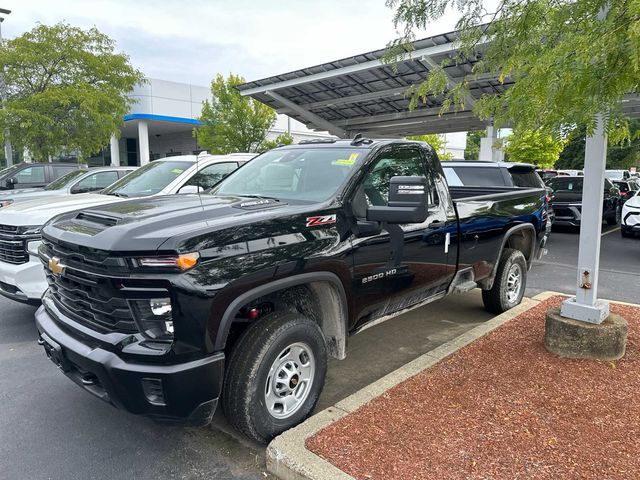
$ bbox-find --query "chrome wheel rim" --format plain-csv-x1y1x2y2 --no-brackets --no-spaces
264,342,315,419
506,263,523,304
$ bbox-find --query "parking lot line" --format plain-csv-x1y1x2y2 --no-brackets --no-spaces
602,226,621,236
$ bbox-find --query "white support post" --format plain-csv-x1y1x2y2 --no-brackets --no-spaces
479,124,498,161
110,134,120,166
138,120,150,166
22,147,31,163
560,113,610,324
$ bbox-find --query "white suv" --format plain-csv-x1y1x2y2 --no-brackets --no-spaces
621,189,640,238
0,153,255,304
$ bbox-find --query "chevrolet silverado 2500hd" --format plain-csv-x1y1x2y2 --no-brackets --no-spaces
35,139,549,443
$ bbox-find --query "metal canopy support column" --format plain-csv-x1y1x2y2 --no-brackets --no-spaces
138,120,150,166
420,55,476,108
264,91,347,138
479,123,499,161
110,134,120,166
560,113,610,323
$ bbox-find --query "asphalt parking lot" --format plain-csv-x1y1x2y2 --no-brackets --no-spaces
1,225,637,480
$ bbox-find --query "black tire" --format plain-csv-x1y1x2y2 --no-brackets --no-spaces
482,248,527,314
607,206,621,225
222,311,327,444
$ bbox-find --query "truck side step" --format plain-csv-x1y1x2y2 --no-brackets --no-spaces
452,280,478,294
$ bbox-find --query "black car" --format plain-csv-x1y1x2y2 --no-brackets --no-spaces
35,139,548,443
547,176,621,227
0,162,84,190
613,180,639,203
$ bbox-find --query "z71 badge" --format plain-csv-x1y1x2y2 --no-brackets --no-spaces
306,214,337,227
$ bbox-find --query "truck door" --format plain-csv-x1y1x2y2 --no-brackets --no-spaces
348,145,455,329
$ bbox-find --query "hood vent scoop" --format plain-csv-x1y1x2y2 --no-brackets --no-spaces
75,212,119,227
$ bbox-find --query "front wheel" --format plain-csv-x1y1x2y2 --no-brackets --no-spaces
222,312,327,444
482,248,527,314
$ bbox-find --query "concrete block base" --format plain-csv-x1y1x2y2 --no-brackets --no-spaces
544,308,628,361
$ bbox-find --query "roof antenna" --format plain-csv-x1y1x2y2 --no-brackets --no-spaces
351,133,372,146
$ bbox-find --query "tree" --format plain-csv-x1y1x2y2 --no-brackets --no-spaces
386,0,639,142
0,22,143,162
464,130,483,160
407,134,454,160
197,74,276,154
503,129,566,168
261,132,294,152
556,120,640,169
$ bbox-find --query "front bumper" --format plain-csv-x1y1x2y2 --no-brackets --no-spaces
0,255,47,304
35,299,225,425
550,204,581,227
622,208,640,230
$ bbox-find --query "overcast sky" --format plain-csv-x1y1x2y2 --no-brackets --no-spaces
2,0,460,87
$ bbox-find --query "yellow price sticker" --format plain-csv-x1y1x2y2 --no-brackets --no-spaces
333,153,360,166
171,168,184,174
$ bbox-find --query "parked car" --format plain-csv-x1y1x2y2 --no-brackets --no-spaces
442,161,554,226
613,179,640,203
621,189,640,237
536,169,559,182
35,139,548,443
0,166,136,208
547,176,621,227
605,169,631,180
0,153,255,304
557,169,583,176
0,162,85,192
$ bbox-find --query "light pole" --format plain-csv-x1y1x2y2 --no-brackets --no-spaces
0,8,12,167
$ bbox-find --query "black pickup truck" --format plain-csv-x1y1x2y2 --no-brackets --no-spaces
35,139,548,443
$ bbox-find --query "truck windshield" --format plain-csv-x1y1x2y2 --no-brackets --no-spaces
211,147,367,203
0,164,20,179
102,160,193,197
44,170,86,190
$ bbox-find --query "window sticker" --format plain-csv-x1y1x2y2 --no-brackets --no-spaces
333,152,360,166
171,168,184,174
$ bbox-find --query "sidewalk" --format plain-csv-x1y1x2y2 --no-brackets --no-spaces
267,293,640,480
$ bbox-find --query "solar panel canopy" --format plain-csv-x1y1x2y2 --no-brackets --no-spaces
237,30,640,138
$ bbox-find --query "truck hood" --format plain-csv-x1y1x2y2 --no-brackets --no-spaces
44,194,300,252
3,189,67,203
0,193,125,226
0,187,42,197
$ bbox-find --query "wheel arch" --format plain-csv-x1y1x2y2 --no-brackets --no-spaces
215,272,349,359
478,223,536,290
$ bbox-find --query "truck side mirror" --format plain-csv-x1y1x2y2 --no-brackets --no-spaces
6,177,17,189
366,176,429,224
179,185,203,194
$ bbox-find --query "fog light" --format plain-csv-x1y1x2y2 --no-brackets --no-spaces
141,378,166,406
150,298,172,316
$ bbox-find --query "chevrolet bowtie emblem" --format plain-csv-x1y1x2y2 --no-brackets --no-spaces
48,257,65,276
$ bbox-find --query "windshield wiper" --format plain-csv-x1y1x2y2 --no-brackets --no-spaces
238,194,280,201
104,192,129,198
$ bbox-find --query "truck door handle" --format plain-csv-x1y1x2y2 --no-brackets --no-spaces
427,220,443,229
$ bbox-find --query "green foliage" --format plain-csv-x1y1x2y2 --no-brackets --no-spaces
386,0,640,141
557,120,640,169
261,132,294,152
503,129,566,168
0,22,144,162
407,134,454,159
464,130,483,160
197,74,276,154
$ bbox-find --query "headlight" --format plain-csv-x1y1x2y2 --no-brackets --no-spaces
134,252,200,271
130,297,174,341
0,199,13,208
22,226,42,236
27,240,42,256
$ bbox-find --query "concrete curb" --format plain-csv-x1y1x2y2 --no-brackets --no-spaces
532,290,640,308
266,296,541,480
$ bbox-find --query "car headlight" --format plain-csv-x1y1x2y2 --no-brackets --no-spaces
27,240,42,256
130,297,174,341
22,226,42,236
133,252,200,271
0,199,13,208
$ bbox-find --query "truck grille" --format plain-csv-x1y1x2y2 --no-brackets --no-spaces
0,224,31,265
41,237,137,334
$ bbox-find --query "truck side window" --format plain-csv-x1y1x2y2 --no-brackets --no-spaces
186,162,239,190
15,165,45,183
362,148,425,207
73,171,119,193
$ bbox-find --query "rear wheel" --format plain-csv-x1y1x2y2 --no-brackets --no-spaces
482,248,527,314
222,311,327,444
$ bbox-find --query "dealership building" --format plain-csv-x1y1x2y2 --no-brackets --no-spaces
88,78,334,167
82,77,467,166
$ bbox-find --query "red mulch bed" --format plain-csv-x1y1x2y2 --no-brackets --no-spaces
307,296,640,479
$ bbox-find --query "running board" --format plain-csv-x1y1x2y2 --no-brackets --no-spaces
447,268,477,295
